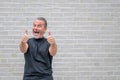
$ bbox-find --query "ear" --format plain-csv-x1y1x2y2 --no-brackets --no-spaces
45,27,47,31
44,27,47,33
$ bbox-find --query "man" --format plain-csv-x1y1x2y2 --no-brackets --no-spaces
19,17,57,80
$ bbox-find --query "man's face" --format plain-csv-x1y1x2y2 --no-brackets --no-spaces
32,20,47,39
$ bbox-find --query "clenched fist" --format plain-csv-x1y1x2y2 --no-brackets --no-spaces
21,30,29,43
47,32,55,45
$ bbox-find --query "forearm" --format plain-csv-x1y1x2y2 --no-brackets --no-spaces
49,43,57,56
19,41,28,53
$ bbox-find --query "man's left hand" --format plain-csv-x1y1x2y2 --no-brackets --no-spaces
47,32,56,45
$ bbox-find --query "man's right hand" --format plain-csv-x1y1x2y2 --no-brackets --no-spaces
21,30,28,43
19,30,29,53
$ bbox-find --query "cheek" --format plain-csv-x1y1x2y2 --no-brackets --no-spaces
38,27,45,31
38,28,42,31
32,27,35,30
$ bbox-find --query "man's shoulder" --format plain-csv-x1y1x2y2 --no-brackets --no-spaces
28,38,34,40
27,38,35,43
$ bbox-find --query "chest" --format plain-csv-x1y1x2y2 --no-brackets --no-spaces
28,39,49,56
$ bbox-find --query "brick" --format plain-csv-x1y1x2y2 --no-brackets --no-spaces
0,0,120,80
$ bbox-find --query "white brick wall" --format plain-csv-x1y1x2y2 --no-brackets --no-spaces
0,0,120,80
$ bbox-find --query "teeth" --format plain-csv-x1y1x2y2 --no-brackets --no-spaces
34,31,39,33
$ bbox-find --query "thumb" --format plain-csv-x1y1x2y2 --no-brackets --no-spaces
25,29,28,35
48,31,51,36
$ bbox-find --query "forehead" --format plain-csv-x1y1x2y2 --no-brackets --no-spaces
33,20,45,24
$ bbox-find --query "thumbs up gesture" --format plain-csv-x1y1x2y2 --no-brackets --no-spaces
21,30,29,43
19,30,29,53
47,31,57,56
47,32,55,45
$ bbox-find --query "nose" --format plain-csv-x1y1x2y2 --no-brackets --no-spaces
34,26,37,29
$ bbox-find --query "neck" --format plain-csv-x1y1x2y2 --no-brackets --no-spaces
34,36,44,39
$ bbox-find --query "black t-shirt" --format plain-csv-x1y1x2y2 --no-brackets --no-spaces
23,37,53,78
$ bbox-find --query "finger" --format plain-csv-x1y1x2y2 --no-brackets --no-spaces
25,30,28,35
48,31,51,36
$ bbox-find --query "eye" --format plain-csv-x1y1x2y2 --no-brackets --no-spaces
38,25,40,27
37,25,42,28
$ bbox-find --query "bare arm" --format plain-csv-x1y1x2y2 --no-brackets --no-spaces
49,43,57,56
19,41,28,53
47,32,57,56
19,30,29,53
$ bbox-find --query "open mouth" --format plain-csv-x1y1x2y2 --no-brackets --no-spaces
33,30,40,35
